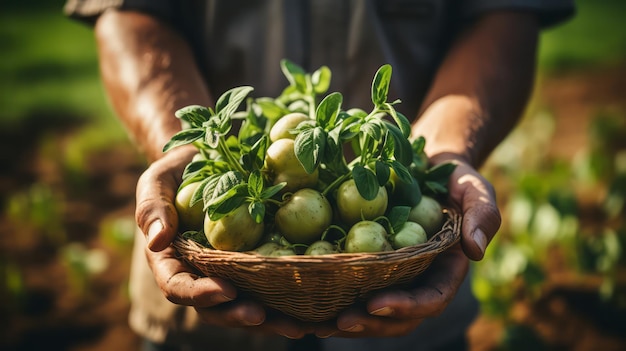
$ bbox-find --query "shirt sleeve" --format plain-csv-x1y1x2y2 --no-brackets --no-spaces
63,0,174,24
458,0,576,28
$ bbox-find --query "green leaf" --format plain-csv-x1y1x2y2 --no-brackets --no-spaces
375,160,390,186
386,123,413,166
352,164,379,201
412,136,426,154
162,128,205,152
175,105,213,128
294,126,326,174
315,92,343,128
248,201,266,224
360,120,383,142
207,189,247,221
212,171,244,199
388,108,411,139
390,160,413,184
280,59,308,93
247,170,264,198
245,134,269,170
215,86,254,118
387,206,411,234
260,183,286,199
371,64,392,106
312,66,332,94
427,162,457,182
204,129,219,148
182,159,210,178
255,97,289,121
201,174,222,206
425,181,448,195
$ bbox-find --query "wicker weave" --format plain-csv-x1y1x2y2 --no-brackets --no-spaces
173,208,461,322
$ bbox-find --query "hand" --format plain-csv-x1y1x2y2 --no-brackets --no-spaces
314,153,501,338
134,146,313,338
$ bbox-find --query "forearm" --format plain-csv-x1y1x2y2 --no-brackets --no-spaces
412,11,539,168
95,10,212,162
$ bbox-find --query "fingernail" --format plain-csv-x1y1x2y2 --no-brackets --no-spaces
147,220,163,246
472,228,487,255
278,332,299,339
344,324,364,332
316,331,338,338
212,294,235,304
242,316,264,326
370,306,394,316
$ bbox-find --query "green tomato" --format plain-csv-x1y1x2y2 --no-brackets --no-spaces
336,179,388,226
408,195,444,236
174,181,205,231
269,112,310,142
269,247,298,257
251,242,282,256
344,221,392,253
265,138,319,192
204,204,264,251
275,188,333,244
391,221,428,249
304,240,338,255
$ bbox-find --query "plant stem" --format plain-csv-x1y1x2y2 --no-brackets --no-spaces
322,172,351,197
217,137,247,175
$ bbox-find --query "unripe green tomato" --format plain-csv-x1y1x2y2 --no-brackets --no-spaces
204,204,264,251
265,138,319,192
391,221,428,249
336,179,388,226
408,195,444,236
269,112,310,142
174,182,205,231
344,221,392,253
269,247,298,256
251,242,282,256
304,240,338,255
275,188,333,244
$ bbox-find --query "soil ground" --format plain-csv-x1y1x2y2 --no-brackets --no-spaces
1,63,625,351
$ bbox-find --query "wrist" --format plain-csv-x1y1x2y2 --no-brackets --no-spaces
412,95,483,167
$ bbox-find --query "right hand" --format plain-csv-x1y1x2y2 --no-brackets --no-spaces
134,146,313,338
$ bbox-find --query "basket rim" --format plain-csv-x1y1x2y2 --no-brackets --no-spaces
173,207,461,265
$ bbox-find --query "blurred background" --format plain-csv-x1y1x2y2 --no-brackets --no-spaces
0,1,624,350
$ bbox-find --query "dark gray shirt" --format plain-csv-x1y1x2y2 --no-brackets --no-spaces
65,0,574,118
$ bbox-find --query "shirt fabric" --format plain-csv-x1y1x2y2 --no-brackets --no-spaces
64,1,574,350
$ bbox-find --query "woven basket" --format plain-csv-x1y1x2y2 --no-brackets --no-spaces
173,207,461,322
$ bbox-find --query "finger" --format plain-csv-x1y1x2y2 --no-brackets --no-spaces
453,167,501,260
146,246,237,307
194,300,267,328
329,307,422,338
365,245,469,319
135,147,196,251
260,311,316,339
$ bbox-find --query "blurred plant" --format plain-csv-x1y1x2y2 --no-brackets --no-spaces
474,110,626,346
99,215,136,252
5,183,66,246
60,242,109,297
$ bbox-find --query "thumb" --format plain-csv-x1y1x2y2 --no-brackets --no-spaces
135,147,195,251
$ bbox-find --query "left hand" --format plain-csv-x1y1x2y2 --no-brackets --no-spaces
314,153,501,338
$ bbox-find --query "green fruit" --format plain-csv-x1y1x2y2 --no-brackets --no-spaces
336,179,388,226
344,221,392,253
408,196,444,235
204,204,264,251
